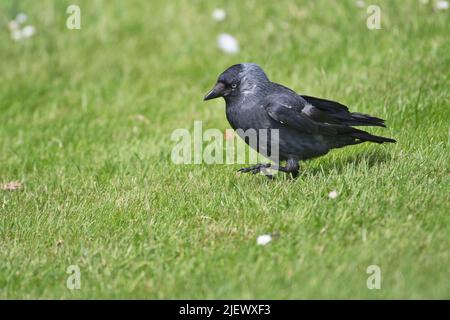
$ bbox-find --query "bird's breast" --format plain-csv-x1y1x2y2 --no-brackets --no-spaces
226,103,270,131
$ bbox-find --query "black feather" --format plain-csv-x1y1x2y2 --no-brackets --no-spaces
302,95,386,127
351,130,396,144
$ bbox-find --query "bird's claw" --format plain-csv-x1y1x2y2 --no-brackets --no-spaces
237,164,271,175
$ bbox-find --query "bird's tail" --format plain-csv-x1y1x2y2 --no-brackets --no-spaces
343,112,386,127
351,130,396,144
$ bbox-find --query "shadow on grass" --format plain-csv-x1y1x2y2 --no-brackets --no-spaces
228,149,393,182
303,149,393,178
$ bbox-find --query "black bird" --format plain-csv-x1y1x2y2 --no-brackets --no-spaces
204,63,396,178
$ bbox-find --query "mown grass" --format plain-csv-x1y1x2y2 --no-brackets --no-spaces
0,0,449,299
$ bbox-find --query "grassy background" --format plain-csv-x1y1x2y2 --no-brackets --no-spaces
0,0,449,299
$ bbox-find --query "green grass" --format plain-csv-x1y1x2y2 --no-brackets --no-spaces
0,0,449,299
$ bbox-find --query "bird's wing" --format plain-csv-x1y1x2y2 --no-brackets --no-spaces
264,94,354,136
301,95,349,114
301,95,386,127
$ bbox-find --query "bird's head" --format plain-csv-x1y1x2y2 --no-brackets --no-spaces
204,63,269,102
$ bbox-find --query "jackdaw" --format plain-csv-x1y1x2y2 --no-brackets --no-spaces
204,63,396,178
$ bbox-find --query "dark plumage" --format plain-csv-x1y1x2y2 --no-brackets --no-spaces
204,63,396,178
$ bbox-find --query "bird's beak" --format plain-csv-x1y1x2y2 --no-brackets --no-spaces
204,82,225,101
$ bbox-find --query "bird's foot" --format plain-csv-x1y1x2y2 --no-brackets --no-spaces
237,160,299,179
279,158,300,179
237,163,271,175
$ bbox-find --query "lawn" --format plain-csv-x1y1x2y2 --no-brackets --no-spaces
0,0,449,299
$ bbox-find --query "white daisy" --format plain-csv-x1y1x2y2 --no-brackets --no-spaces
21,25,36,38
11,29,24,41
9,20,19,31
257,234,272,246
15,13,28,24
328,190,338,199
436,0,449,10
212,8,226,22
355,0,365,8
217,33,239,54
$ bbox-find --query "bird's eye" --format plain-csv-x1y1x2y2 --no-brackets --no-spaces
231,83,238,89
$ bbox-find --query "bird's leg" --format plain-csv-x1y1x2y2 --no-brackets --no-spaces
237,159,299,179
237,163,271,174
277,158,300,178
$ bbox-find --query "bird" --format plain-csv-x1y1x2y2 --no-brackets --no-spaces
203,63,396,178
